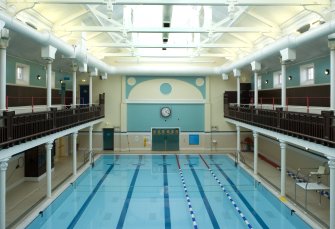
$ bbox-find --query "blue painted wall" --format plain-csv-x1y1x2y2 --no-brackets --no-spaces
252,55,330,90
127,104,204,132
7,55,73,90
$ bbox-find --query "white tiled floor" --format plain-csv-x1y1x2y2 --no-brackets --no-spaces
6,150,87,228
241,151,329,228
6,150,330,228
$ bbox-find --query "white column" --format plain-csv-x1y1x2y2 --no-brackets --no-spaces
0,158,9,229
281,61,287,108
72,131,78,176
89,126,93,164
45,142,53,198
251,61,261,107
330,48,335,111
236,125,241,162
0,29,9,113
46,60,53,109
42,45,56,109
253,131,258,175
72,63,78,107
89,75,93,107
237,76,240,106
0,47,6,112
328,157,335,229
279,140,287,196
254,72,258,107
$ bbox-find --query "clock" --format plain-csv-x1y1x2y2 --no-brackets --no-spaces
160,107,171,118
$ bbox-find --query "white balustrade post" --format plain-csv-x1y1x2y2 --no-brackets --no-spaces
0,158,9,229
89,126,93,164
279,140,287,196
236,125,241,162
253,131,258,175
45,142,53,198
72,131,78,176
328,157,335,229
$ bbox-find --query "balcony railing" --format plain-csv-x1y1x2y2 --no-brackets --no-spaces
0,94,105,148
224,98,335,148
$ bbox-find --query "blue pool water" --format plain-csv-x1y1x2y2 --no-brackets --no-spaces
27,154,311,229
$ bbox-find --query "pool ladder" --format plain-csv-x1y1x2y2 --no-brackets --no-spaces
91,151,96,167
234,150,245,167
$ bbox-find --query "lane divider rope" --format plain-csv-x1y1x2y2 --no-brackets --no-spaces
200,155,253,229
176,155,198,229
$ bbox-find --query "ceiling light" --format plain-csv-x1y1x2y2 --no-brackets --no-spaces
265,80,268,84
288,76,292,80
36,75,41,80
325,69,330,75
81,79,86,82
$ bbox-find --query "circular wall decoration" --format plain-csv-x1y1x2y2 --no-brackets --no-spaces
160,107,171,118
160,83,172,95
196,78,204,86
127,77,136,86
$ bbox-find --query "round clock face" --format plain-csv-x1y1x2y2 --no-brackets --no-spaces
160,107,171,118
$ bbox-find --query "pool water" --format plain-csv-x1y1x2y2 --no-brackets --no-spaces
27,154,311,229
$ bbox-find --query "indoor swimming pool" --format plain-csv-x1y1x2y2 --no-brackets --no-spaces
27,154,311,229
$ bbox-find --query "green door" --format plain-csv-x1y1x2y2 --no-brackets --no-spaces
103,128,114,150
152,128,179,151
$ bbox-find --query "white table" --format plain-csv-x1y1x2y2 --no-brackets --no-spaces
295,182,329,209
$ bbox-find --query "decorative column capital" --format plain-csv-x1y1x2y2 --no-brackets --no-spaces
252,131,258,138
71,62,78,72
328,157,335,169
279,140,286,149
0,28,10,49
236,125,240,131
328,34,335,50
0,158,9,171
72,131,78,138
89,126,93,131
45,141,54,151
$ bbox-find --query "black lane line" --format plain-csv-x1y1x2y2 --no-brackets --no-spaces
187,156,220,229
163,155,171,229
116,156,143,229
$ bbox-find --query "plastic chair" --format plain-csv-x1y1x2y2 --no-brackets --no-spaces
310,166,325,176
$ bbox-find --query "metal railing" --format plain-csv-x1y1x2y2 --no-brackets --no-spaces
0,94,105,148
224,98,335,148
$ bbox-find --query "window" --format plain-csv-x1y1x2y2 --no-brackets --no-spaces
300,63,314,85
257,75,262,90
273,71,282,88
16,63,30,85
17,66,23,80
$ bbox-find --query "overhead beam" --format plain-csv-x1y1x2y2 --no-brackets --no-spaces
87,43,252,48
55,26,277,33
101,53,232,58
7,0,330,6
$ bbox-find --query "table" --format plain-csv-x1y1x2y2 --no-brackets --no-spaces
295,182,329,209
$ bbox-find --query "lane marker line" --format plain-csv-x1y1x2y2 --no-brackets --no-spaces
176,155,198,229
199,155,254,229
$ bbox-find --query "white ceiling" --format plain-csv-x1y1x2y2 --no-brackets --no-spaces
1,0,334,75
